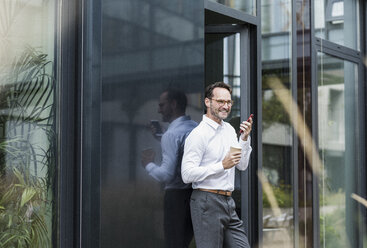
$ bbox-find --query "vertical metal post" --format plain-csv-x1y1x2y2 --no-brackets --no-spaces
80,0,102,246
240,26,251,239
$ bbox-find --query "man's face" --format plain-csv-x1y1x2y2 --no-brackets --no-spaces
206,87,232,122
158,92,174,122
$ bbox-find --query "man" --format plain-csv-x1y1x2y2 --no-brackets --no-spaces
141,89,197,248
181,82,253,248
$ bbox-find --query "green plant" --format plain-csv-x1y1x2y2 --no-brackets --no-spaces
320,207,346,248
0,47,55,247
262,182,292,208
0,167,50,247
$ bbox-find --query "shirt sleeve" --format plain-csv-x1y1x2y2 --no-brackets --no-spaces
181,131,224,184
145,132,178,183
235,136,252,171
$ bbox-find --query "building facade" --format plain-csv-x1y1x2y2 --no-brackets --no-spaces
0,0,366,247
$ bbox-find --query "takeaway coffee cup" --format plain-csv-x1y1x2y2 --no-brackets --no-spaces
142,147,154,158
230,146,242,154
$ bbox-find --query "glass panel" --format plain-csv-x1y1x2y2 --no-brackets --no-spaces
0,0,57,247
209,0,256,16
223,33,241,119
314,0,360,50
317,53,359,248
100,0,204,247
261,0,294,247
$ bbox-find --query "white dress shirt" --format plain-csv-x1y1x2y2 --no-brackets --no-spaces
181,115,252,191
146,115,197,189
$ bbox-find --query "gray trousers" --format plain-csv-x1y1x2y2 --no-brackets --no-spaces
190,190,251,248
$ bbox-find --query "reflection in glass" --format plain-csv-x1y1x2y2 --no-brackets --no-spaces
101,0,203,247
314,0,360,50
261,0,293,247
223,33,240,119
0,0,56,247
209,0,256,16
141,90,197,247
317,53,359,248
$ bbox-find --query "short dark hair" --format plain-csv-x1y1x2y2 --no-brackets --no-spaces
165,89,187,113
205,82,232,99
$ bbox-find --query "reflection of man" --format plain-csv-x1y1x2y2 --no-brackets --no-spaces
182,82,253,248
141,89,197,248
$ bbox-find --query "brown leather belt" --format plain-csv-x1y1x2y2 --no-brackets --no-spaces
198,188,232,196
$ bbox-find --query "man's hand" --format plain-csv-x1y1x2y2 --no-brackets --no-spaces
239,117,253,141
141,148,155,168
150,121,163,141
222,151,242,169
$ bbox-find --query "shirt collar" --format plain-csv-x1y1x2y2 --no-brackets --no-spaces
203,114,223,130
168,115,190,129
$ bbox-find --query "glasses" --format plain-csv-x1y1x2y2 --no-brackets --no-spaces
210,98,234,106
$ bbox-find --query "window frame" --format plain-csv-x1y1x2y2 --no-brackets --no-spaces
57,0,80,247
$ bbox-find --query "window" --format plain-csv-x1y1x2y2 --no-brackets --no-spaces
97,1,204,247
314,0,360,50
0,0,57,247
317,52,360,247
209,0,256,16
261,0,294,246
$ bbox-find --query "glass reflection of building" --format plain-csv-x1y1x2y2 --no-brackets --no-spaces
261,0,363,247
100,2,204,247
1,0,366,247
261,0,293,246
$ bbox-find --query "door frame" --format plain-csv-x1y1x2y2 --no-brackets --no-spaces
204,1,262,246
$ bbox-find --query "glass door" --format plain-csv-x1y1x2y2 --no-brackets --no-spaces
205,23,252,233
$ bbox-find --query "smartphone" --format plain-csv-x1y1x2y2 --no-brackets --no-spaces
151,120,163,136
240,114,254,133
